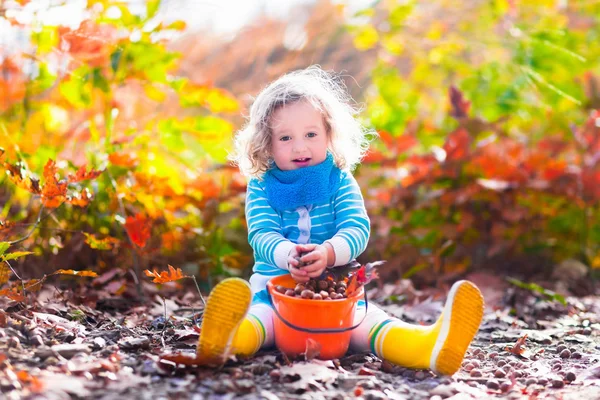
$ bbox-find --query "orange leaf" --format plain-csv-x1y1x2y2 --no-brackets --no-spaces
68,188,93,207
0,262,10,286
3,161,42,194
144,265,187,283
124,213,151,248
24,279,43,292
68,165,104,183
108,152,138,167
41,159,68,208
0,287,25,302
51,269,98,277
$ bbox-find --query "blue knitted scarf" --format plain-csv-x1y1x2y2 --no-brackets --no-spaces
264,153,342,211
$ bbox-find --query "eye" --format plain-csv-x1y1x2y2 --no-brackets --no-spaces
306,132,317,138
279,136,291,141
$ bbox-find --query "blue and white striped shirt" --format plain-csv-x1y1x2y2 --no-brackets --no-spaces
245,170,370,299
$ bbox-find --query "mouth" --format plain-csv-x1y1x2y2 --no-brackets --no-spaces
292,158,311,165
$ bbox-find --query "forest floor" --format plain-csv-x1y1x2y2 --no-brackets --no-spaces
1,272,599,400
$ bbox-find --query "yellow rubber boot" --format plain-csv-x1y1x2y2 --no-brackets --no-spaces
372,280,484,375
196,278,252,366
229,314,266,357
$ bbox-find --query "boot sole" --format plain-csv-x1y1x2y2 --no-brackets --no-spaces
430,280,484,375
197,278,252,366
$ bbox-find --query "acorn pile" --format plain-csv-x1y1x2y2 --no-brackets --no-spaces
273,278,348,300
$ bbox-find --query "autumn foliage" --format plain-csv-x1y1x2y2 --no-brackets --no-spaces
1,0,600,302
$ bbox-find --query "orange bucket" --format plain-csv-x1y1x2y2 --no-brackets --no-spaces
267,274,364,360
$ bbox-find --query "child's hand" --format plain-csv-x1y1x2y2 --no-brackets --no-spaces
287,245,309,283
296,244,328,279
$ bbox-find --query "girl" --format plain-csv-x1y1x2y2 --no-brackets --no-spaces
196,66,484,375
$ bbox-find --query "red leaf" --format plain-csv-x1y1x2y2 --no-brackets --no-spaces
443,128,470,161
124,213,151,248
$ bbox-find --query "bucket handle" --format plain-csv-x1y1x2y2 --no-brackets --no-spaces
271,289,368,334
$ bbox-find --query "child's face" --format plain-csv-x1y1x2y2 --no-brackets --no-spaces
270,100,329,171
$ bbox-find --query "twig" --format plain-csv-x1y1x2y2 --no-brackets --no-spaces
106,169,143,300
160,296,168,348
8,204,45,245
191,275,207,307
4,259,28,305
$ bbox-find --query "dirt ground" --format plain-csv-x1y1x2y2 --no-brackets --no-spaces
1,276,599,400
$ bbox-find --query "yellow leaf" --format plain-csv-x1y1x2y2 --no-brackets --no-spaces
353,25,379,51
144,84,167,102
592,254,600,269
83,233,120,250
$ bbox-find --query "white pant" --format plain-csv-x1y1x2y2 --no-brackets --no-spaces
248,300,390,353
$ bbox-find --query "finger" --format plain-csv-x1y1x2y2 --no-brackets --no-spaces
303,262,326,275
296,244,316,253
289,266,307,276
292,274,309,284
300,252,321,264
287,257,299,267
307,267,326,278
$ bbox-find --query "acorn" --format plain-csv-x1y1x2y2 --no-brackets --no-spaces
294,285,305,295
318,280,329,291
312,294,322,300
285,289,295,297
301,290,314,299
275,285,287,294
320,290,329,299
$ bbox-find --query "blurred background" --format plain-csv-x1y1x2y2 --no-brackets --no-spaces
1,0,600,297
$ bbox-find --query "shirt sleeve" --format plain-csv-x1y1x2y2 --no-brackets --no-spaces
324,172,371,266
246,179,295,270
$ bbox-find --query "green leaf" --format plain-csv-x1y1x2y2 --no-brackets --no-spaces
1,251,33,262
0,242,9,257
32,26,58,54
111,48,123,73
146,0,160,19
92,68,110,93
59,70,91,109
506,277,567,305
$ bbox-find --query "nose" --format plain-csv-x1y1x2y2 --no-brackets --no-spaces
292,138,308,153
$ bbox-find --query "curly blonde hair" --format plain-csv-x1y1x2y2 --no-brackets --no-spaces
230,65,374,179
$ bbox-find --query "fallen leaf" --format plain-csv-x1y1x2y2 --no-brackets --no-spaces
304,338,321,361
505,334,530,358
51,269,98,277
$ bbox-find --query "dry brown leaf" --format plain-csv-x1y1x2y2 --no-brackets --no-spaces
304,338,322,361
505,334,530,358
160,352,202,365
